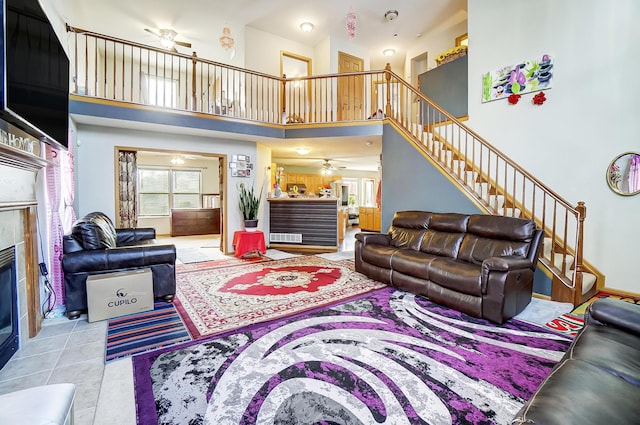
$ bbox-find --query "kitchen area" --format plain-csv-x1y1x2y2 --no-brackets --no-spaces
267,167,380,252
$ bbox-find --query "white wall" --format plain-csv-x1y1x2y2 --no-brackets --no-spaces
467,0,640,293
73,124,259,252
255,143,273,234
404,20,468,82
329,38,371,73
314,38,332,75
245,27,316,75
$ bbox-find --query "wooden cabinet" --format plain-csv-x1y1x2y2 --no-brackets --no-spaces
280,173,341,194
338,209,347,242
171,208,220,236
359,207,381,232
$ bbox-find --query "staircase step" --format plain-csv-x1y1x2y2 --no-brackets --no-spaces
489,195,505,209
463,170,478,185
474,182,490,198
497,208,521,218
440,150,453,166
429,140,443,154
451,160,466,171
582,273,597,295
543,237,553,259
412,123,425,142
553,253,575,271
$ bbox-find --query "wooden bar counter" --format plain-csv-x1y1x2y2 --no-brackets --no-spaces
268,198,339,252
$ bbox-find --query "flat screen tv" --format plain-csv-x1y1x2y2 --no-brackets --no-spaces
1,0,69,149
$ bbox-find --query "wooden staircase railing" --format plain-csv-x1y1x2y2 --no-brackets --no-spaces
374,65,600,306
66,26,601,306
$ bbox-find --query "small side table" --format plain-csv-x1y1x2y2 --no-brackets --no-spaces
233,230,267,258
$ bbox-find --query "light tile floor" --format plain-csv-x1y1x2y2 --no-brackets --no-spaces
0,316,108,424
0,230,358,424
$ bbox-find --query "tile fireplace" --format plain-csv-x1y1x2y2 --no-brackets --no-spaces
0,119,48,368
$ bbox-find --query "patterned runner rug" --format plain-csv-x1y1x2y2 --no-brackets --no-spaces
571,291,640,315
106,302,191,362
542,313,585,337
175,255,386,339
133,287,573,425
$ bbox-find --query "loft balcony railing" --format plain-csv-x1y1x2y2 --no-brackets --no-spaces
66,25,597,306
66,25,389,124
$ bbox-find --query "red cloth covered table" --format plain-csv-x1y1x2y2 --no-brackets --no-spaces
233,230,267,258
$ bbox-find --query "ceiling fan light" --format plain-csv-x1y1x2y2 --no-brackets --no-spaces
300,22,314,33
383,48,395,57
295,147,310,155
160,38,175,49
320,159,334,174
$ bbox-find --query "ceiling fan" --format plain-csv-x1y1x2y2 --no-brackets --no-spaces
144,28,191,52
320,159,346,174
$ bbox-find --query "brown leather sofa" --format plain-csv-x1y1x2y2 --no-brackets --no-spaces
355,210,543,323
513,297,640,424
62,212,176,319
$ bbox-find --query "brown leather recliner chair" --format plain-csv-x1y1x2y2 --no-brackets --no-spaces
61,212,176,319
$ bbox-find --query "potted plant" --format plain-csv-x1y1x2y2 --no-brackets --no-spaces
238,182,262,231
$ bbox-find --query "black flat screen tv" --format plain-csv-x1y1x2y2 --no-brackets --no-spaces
1,0,69,149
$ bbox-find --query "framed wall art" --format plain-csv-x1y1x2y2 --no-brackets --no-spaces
482,54,553,103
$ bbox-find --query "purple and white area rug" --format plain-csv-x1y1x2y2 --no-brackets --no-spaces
133,288,572,424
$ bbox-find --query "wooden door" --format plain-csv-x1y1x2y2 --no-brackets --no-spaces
338,52,364,121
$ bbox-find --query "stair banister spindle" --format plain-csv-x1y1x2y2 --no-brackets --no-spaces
551,199,558,277
189,52,196,110
521,173,526,220
574,202,587,304
385,63,392,117
281,74,287,124
562,210,570,277
502,160,507,215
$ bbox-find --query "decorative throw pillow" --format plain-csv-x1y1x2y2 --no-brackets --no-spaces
71,212,117,250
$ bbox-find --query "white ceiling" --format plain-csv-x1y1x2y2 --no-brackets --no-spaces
47,0,467,172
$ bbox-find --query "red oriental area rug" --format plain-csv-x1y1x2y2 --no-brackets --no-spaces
174,255,386,339
176,255,269,272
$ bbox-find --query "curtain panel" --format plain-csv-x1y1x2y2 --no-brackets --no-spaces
45,145,64,308
118,150,138,228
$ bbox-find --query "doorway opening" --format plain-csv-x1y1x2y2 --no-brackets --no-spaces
115,148,226,257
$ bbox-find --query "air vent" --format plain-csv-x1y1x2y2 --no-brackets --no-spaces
270,233,302,243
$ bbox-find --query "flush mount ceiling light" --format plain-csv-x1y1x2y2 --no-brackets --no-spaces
383,48,395,57
295,147,311,155
300,22,314,33
384,10,399,21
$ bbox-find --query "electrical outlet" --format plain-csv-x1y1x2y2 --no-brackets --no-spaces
39,262,48,276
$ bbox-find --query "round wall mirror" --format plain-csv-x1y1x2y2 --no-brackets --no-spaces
607,152,640,196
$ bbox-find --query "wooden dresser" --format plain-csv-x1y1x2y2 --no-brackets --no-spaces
170,208,220,236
